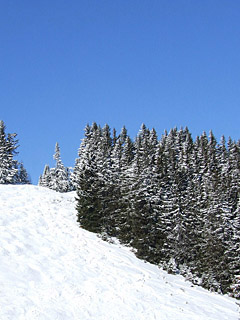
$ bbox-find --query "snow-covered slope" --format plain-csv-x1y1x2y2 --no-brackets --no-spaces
0,185,239,320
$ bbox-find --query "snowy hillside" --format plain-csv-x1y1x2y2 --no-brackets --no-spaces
0,185,239,320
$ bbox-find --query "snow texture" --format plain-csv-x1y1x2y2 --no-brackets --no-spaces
0,185,239,320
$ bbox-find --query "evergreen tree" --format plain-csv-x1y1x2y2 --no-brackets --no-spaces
117,134,135,244
0,120,29,184
39,164,51,187
75,123,105,232
39,143,73,192
127,125,160,261
18,162,31,184
50,142,71,192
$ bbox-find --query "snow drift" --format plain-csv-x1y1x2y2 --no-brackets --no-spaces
0,185,239,320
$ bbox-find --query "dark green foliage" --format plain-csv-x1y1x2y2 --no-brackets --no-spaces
76,168,103,233
74,123,240,298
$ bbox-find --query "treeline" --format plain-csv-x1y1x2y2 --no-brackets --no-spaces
0,120,30,184
72,123,240,298
3,118,239,297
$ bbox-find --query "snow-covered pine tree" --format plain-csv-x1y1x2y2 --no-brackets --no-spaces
94,124,115,236
100,131,122,237
0,120,28,184
48,143,70,192
223,140,240,296
39,143,73,192
18,162,31,184
75,123,104,233
158,128,182,266
71,123,92,189
117,134,135,244
127,125,160,261
229,200,240,298
172,128,199,270
39,164,51,187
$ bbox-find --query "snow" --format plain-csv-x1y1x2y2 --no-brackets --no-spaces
0,185,239,320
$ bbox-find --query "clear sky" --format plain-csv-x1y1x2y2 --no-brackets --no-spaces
0,0,239,184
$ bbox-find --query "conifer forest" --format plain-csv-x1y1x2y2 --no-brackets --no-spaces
1,120,240,298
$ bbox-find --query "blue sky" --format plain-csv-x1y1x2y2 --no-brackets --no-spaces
0,0,239,184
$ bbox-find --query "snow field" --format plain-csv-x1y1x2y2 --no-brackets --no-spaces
0,185,239,320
